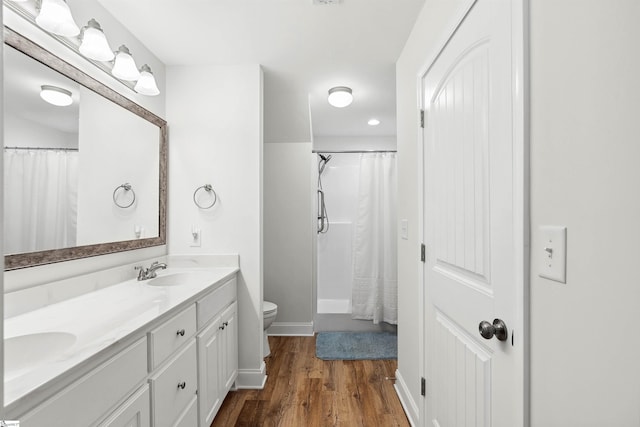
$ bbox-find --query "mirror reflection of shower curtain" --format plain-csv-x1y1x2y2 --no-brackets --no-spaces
4,149,79,254
351,152,397,324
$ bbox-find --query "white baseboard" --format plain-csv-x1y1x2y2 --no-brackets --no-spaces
235,361,267,389
267,321,314,336
394,368,419,427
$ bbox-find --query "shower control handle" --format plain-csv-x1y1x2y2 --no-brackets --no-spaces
479,319,508,341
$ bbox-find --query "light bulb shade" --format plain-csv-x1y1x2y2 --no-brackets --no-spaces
79,19,114,61
36,0,80,37
40,85,73,106
134,65,160,96
112,45,140,81
328,86,353,108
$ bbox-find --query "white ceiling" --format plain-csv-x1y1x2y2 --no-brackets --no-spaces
98,0,425,142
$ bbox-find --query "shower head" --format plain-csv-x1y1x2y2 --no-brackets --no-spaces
319,153,332,163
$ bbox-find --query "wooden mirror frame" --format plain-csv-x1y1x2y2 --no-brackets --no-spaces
3,27,167,270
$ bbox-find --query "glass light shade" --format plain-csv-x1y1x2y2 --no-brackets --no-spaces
79,19,114,62
327,86,353,108
135,65,160,96
368,118,380,126
35,0,80,37
40,85,73,106
112,45,140,81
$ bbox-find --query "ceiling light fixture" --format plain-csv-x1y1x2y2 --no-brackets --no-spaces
134,64,160,96
112,45,141,81
368,118,380,126
35,0,80,37
40,85,73,106
328,86,353,108
79,19,114,62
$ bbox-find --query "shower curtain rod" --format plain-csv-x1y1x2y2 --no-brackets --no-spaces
4,146,78,152
312,149,397,154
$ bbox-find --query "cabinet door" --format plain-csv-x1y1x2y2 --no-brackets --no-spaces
197,317,222,427
220,302,238,393
99,385,150,427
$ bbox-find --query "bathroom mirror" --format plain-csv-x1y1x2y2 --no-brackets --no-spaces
3,27,167,270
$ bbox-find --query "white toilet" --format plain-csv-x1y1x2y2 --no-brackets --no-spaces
263,301,278,357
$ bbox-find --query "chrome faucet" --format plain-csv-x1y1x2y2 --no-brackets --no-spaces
135,261,168,281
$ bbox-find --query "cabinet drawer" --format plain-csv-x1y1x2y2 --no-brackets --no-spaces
197,277,237,328
149,304,196,369
149,340,197,427
99,384,150,427
20,338,147,427
173,396,197,427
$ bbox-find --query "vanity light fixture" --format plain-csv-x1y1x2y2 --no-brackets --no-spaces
134,65,160,96
368,118,380,126
328,86,353,108
40,85,73,106
111,45,141,81
79,19,114,62
35,0,80,37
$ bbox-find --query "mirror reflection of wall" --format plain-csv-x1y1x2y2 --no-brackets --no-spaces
4,44,81,255
3,39,162,259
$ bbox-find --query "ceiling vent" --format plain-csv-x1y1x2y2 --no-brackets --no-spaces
312,0,341,5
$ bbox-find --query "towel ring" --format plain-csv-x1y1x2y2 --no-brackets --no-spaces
113,183,136,208
193,184,217,209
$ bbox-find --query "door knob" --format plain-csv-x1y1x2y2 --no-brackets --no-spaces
478,319,508,341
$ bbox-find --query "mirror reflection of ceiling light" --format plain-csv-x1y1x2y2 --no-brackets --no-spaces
112,45,141,81
368,118,380,126
40,85,73,106
35,0,80,37
135,65,160,96
328,86,353,108
79,19,114,62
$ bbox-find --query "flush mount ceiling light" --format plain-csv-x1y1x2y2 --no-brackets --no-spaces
135,64,160,96
35,0,80,37
40,85,73,106
79,19,114,62
112,45,141,81
328,86,353,108
368,118,381,126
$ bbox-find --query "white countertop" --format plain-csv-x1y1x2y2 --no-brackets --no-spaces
4,266,238,407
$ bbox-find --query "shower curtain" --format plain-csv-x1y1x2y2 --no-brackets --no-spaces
4,149,79,254
351,152,398,324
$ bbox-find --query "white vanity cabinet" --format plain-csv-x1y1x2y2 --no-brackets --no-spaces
98,384,151,427
196,279,238,427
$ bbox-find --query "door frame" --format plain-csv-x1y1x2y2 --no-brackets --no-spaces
415,0,530,425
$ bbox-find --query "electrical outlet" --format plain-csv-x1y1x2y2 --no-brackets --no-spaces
190,228,201,247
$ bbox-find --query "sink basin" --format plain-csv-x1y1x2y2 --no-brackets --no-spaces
5,332,76,380
147,271,215,287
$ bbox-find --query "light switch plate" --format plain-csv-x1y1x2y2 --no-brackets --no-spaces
401,219,408,240
538,226,567,283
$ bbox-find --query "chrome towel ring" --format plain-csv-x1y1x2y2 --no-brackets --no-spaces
113,183,136,208
193,184,217,209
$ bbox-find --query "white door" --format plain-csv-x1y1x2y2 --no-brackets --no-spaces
422,1,526,426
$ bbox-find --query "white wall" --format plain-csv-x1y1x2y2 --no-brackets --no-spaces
5,114,77,149
313,136,396,152
395,0,467,420
529,1,640,425
166,64,265,387
263,142,313,330
3,0,167,291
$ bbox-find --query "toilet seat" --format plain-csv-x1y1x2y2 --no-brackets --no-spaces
263,301,277,315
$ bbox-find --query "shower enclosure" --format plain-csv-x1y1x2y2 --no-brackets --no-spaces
314,151,397,331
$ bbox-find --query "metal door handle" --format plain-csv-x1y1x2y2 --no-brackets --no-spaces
479,319,508,341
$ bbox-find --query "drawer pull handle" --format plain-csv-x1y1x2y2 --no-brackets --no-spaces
177,382,186,390
177,329,186,336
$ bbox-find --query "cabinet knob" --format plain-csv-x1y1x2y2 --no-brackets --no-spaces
176,329,186,337
223,322,229,327
177,381,186,390
219,324,225,330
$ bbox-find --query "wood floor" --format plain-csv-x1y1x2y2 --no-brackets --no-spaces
212,335,410,427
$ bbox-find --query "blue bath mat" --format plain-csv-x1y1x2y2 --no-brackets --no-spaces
315,331,397,360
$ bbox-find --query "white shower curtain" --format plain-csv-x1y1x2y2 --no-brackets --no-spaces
351,152,398,324
4,149,79,254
